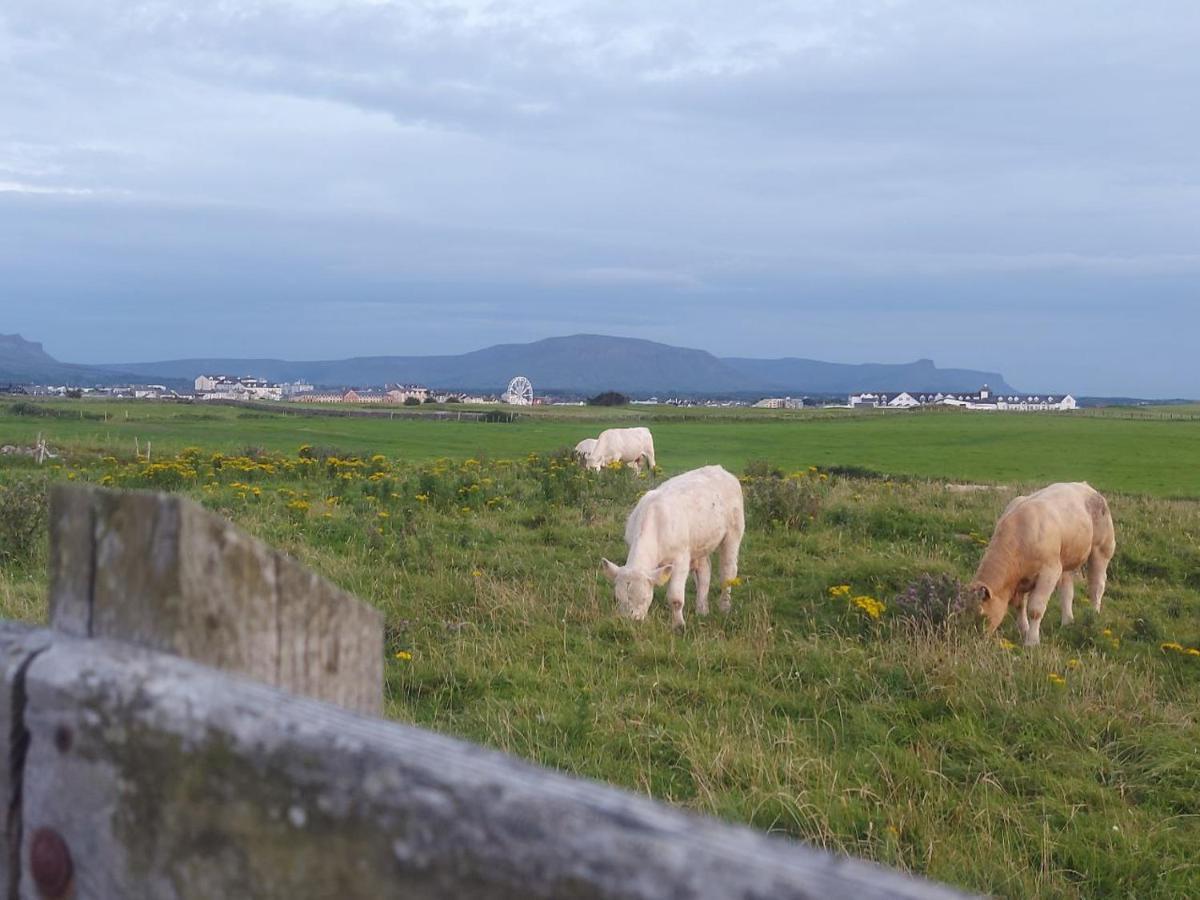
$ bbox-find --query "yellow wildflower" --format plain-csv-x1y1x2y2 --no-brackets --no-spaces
723,577,743,589
1047,673,1066,686
472,569,483,578
1067,658,1081,670
394,650,412,661
998,638,1017,650
828,585,851,598
852,595,885,620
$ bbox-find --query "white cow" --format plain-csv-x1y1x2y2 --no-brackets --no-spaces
573,437,598,462
585,427,656,472
601,465,745,628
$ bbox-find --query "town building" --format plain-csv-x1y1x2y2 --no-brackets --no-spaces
194,375,283,401
848,384,1077,412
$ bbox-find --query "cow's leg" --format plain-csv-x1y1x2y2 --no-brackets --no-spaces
1023,566,1062,646
1087,549,1111,613
717,532,743,614
645,447,656,470
692,556,712,616
1058,572,1076,626
1014,593,1030,641
666,557,690,629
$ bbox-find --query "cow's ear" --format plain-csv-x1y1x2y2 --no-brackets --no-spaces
968,581,991,607
652,564,674,586
601,559,621,582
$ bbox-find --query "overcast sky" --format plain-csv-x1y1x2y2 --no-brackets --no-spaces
2,1,1198,395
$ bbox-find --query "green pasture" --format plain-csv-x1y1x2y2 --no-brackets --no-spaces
2,399,1199,497
1,401,1199,897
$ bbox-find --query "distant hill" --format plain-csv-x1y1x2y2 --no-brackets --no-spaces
723,356,1016,395
3,332,1017,395
101,335,756,395
0,334,161,387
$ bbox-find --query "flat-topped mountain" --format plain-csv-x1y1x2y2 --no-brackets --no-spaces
2,332,1016,395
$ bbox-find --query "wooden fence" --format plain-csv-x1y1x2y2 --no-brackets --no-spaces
0,485,972,899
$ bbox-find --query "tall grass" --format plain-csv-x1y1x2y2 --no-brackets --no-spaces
1,438,1197,897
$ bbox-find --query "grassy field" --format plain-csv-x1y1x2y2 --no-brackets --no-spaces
4,399,1200,497
2,400,1199,897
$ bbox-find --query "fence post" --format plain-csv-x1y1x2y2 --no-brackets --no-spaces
47,484,383,715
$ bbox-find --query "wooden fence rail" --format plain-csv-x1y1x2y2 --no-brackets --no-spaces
0,486,972,899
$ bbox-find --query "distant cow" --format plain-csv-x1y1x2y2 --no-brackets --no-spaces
573,438,598,462
601,465,744,628
970,482,1116,645
585,427,656,472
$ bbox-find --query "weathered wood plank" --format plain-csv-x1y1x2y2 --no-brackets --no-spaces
46,485,93,637
275,557,384,715
0,625,53,897
46,485,383,715
4,624,972,900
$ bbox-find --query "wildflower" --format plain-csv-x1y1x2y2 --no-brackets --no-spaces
852,595,885,620
377,511,389,519
415,494,429,503
1187,648,1200,657
472,569,483,578
1047,673,1066,686
998,638,1017,650
723,577,743,589
1160,642,1184,653
819,473,828,481
1067,658,1081,670
828,585,851,598
394,650,412,661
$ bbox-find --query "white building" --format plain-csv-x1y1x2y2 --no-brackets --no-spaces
194,375,283,401
754,397,805,409
848,384,1077,412
849,392,883,408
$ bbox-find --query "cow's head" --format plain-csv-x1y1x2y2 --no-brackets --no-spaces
969,580,1007,632
601,558,673,620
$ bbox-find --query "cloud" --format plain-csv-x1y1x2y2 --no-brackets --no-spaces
0,1,1198,394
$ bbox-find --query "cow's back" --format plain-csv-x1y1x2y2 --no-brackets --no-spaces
1007,482,1104,572
627,465,741,557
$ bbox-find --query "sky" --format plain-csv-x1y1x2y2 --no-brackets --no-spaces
1,1,1198,396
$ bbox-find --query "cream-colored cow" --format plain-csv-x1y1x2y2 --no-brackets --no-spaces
602,465,744,628
971,482,1116,645
585,427,656,472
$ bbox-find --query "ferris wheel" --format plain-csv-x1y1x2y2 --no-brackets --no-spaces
503,375,534,405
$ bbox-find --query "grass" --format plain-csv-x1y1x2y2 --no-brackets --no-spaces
1,403,1199,897
4,398,1200,496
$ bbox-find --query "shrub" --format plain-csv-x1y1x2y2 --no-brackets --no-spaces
740,461,823,530
403,396,422,406
9,401,48,417
890,573,971,629
0,479,47,570
587,391,629,407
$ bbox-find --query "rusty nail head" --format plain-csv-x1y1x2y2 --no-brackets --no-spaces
30,827,73,898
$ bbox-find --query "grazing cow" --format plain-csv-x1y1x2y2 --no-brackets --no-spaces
573,437,598,462
585,427,656,472
601,465,744,628
970,482,1116,645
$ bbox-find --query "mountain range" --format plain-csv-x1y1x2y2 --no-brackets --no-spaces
1,333,1016,396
